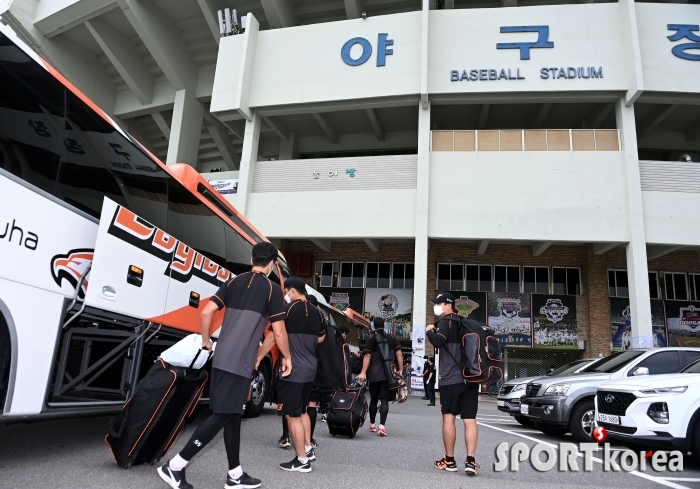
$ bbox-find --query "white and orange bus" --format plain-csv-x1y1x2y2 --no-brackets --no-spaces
0,25,358,422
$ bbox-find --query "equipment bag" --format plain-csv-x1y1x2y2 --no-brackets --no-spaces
314,324,352,392
441,317,503,384
105,350,209,468
375,329,401,390
327,382,368,438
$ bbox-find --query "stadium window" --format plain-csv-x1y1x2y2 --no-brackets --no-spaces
649,272,660,300
392,263,414,289
608,269,629,298
340,262,365,288
315,261,335,288
366,262,391,288
664,272,688,301
552,267,567,295
523,266,549,294
494,265,520,293
566,268,581,296
690,274,700,301
466,265,479,291
437,263,464,291
479,265,493,292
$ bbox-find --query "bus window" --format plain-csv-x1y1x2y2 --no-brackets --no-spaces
117,172,169,231
167,176,226,265
224,225,253,276
0,34,64,194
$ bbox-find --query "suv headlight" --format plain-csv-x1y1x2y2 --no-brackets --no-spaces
544,383,570,396
639,386,687,395
512,383,527,393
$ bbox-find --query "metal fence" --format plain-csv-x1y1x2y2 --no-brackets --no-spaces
503,348,580,382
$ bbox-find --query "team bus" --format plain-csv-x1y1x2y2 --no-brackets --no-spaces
0,26,360,423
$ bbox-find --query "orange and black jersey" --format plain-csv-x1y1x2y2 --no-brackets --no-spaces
211,271,286,378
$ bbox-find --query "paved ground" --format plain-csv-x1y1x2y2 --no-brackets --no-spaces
1,396,699,489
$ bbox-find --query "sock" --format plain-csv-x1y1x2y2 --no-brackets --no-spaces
169,454,189,471
228,465,243,479
467,456,475,463
305,445,312,452
298,456,309,464
446,456,455,462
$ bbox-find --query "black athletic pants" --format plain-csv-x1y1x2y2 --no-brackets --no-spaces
179,413,242,469
369,397,389,425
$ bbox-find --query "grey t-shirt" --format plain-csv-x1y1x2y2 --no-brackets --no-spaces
426,314,464,386
284,300,326,383
211,271,286,378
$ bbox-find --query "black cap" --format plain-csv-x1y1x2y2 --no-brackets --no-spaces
430,292,455,306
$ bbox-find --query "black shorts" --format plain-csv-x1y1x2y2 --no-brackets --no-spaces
308,390,320,403
278,380,313,417
368,380,396,401
440,382,478,418
210,368,251,415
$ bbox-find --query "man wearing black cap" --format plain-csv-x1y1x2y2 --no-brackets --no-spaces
425,293,480,477
357,317,402,437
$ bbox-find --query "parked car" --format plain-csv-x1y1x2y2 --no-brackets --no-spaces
519,348,700,442
497,358,598,426
595,358,700,463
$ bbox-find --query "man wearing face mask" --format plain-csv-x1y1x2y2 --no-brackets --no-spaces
158,242,289,489
258,277,326,473
425,293,480,477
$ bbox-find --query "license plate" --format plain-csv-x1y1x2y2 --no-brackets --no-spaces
598,413,620,425
520,404,529,415
497,400,505,407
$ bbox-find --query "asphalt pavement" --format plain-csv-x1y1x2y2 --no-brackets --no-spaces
1,396,699,489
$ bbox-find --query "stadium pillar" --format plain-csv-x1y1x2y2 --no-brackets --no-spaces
236,111,262,216
412,101,431,333
167,89,204,168
615,97,653,348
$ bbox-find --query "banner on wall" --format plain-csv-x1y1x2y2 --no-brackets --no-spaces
317,287,365,313
666,300,700,347
208,179,238,195
411,324,426,392
443,291,487,324
532,295,578,349
487,292,532,347
611,298,668,350
364,288,413,340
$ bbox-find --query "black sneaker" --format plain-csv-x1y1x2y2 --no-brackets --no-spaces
225,472,262,488
465,460,480,476
157,462,193,489
310,438,318,449
279,456,312,473
306,448,316,461
277,435,291,448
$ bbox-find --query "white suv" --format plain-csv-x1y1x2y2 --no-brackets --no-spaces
595,358,700,464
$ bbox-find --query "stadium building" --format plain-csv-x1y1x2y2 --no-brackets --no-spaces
3,0,700,371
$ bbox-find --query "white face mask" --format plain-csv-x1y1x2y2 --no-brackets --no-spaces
433,304,443,316
284,294,291,304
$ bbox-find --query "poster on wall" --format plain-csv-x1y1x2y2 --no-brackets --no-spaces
611,298,668,350
666,300,700,347
532,295,577,349
443,291,487,324
487,292,532,347
411,324,426,392
208,179,238,194
364,288,413,341
317,287,365,313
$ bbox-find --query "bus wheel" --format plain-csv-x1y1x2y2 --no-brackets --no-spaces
244,362,269,418
0,312,10,412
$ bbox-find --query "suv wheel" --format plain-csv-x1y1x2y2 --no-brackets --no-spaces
534,422,567,436
692,418,700,465
514,415,534,427
569,398,596,442
244,362,269,418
